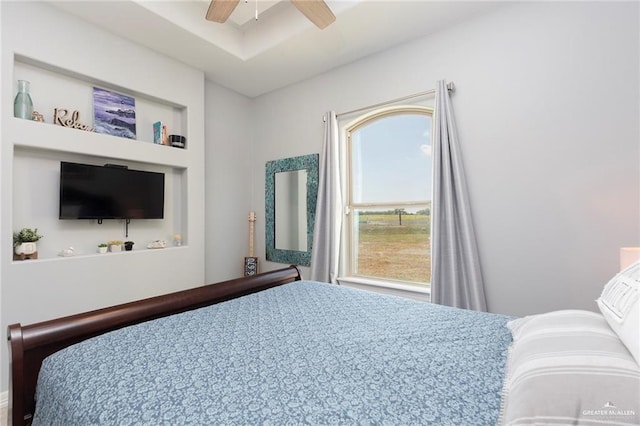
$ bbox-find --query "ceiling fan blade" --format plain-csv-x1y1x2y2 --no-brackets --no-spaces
291,0,336,29
206,0,240,23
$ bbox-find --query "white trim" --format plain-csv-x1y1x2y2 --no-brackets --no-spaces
342,106,434,282
338,276,430,302
0,391,8,424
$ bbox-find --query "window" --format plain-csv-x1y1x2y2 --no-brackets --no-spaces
345,107,432,286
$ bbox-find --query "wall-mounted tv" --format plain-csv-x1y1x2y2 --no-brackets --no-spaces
59,162,165,220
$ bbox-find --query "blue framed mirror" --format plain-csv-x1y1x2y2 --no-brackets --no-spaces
265,154,319,266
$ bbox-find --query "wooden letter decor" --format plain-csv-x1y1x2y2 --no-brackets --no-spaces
53,108,94,132
244,212,259,276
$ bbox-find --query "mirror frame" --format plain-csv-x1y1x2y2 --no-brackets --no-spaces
265,153,319,266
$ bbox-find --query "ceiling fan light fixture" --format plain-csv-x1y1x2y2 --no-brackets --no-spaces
291,0,336,29
206,0,335,29
206,0,241,23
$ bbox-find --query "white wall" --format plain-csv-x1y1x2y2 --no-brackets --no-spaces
251,2,640,316
0,0,4,406
1,2,206,392
204,81,254,282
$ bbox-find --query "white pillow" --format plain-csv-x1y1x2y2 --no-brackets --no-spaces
597,260,640,365
500,310,640,426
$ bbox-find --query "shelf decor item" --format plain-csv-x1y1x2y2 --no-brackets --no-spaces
108,240,123,252
147,240,167,249
32,110,45,122
53,108,94,132
124,241,134,251
14,80,34,120
168,134,186,149
97,243,108,254
13,228,43,260
93,87,136,139
58,247,75,257
152,121,164,144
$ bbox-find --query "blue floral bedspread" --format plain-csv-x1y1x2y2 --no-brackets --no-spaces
33,281,512,425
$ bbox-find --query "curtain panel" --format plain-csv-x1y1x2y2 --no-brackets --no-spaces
310,111,343,283
431,81,487,311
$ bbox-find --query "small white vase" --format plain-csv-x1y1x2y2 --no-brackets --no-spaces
109,244,122,253
15,242,37,255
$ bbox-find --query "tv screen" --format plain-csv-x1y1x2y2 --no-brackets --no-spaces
59,162,165,220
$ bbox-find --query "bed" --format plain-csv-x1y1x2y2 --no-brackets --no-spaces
7,264,640,425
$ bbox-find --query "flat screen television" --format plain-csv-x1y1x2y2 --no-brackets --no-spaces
59,162,165,220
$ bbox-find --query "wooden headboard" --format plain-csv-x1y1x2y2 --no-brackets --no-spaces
7,266,302,425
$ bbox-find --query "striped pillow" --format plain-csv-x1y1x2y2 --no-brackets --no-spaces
499,310,640,426
597,260,640,364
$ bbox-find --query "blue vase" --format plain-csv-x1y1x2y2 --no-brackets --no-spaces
14,80,33,120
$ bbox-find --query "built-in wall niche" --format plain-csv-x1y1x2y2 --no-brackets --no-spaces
12,147,186,260
13,55,186,148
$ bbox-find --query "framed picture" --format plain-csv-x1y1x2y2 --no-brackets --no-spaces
93,87,136,139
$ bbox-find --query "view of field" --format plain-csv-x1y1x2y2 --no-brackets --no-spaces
355,212,430,285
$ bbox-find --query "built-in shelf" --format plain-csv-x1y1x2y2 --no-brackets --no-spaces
10,245,188,265
9,117,189,169
13,53,188,155
9,52,191,262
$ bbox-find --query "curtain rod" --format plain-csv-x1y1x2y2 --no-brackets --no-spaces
334,81,455,119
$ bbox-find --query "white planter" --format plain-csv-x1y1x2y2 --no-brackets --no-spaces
15,242,37,255
109,244,122,253
98,246,108,254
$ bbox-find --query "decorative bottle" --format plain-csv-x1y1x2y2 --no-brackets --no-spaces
14,80,33,120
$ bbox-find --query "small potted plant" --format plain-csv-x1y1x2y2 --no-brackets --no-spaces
108,240,123,253
124,241,134,251
97,243,108,254
13,228,43,260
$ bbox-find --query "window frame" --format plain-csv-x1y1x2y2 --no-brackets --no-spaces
341,105,434,289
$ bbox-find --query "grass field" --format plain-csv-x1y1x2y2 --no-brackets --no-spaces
355,213,430,285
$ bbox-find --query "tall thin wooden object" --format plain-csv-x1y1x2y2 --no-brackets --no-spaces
244,212,259,276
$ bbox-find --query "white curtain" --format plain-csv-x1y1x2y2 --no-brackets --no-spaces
431,81,487,311
310,111,343,283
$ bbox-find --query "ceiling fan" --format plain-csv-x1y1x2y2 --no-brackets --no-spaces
206,0,336,29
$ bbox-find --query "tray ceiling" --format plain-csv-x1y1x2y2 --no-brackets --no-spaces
48,1,501,97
